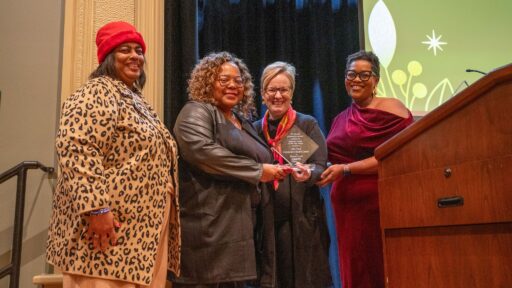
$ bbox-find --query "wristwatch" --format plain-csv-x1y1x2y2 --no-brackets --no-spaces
343,164,351,176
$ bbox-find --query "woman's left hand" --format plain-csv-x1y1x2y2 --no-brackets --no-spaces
291,162,311,182
86,211,120,250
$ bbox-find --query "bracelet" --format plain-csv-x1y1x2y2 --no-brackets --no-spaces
343,164,351,176
89,207,110,216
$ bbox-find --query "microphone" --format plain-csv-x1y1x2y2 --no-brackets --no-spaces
452,80,469,96
465,68,487,75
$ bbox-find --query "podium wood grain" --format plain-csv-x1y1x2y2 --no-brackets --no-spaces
376,64,512,287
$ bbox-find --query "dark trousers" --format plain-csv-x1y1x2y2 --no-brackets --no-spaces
174,282,247,288
275,220,294,288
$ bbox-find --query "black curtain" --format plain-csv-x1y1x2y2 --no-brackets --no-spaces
164,0,199,130
165,0,360,133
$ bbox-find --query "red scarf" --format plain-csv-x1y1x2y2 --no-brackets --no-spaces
262,107,297,189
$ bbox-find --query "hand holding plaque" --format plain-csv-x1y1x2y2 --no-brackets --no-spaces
271,147,316,172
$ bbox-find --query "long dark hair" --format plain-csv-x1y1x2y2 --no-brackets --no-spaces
89,52,147,89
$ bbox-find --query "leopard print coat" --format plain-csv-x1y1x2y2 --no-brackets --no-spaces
46,76,180,285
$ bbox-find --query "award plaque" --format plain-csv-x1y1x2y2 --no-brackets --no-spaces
279,126,318,164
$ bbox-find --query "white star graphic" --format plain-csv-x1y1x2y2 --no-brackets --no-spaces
421,30,447,56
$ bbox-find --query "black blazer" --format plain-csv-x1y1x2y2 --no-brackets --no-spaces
173,101,273,284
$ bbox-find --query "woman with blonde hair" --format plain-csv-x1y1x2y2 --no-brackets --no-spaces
255,61,332,288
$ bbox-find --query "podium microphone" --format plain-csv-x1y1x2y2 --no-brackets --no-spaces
465,68,487,75
452,80,469,96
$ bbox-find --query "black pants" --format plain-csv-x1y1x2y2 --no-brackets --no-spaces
173,281,247,288
275,219,294,288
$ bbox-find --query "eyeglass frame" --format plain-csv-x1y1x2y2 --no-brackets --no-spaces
216,76,245,88
345,70,376,81
264,87,292,97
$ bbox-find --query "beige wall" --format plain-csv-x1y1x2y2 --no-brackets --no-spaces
62,0,165,117
0,1,164,287
0,0,63,287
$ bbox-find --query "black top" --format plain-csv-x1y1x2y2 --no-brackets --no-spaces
267,117,281,138
264,117,291,221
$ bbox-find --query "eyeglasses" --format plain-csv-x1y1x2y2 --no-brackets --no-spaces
217,76,244,88
345,70,374,81
265,87,291,97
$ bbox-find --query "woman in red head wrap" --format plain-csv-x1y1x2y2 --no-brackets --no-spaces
46,21,180,287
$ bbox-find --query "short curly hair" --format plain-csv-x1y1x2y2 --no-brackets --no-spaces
346,50,380,78
188,51,256,118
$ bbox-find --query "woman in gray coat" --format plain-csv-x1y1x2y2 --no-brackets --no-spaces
173,52,289,287
254,62,332,288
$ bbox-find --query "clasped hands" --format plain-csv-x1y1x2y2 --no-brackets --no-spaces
261,162,311,183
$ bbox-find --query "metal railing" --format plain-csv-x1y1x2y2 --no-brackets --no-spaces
0,161,54,288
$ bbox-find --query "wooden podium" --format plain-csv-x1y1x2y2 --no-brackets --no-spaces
375,64,512,287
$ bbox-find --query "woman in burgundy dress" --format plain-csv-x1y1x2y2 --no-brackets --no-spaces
317,50,413,288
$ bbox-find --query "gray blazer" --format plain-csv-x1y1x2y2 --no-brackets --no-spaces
254,112,332,288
